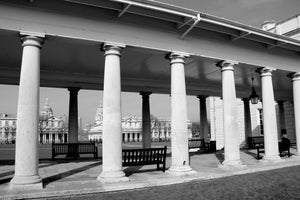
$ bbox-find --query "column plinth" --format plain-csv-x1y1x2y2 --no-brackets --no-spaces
291,73,300,157
217,60,244,167
10,35,44,190
166,52,196,176
97,43,128,183
258,67,281,161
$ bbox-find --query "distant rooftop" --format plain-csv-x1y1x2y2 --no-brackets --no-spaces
263,14,300,39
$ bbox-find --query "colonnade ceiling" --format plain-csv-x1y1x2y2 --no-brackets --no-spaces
0,0,298,101
0,29,293,101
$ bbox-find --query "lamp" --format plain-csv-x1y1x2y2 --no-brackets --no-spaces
249,77,259,104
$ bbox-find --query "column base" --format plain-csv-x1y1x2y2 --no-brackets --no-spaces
10,175,43,190
166,165,196,176
219,159,247,170
293,151,300,157
260,154,282,163
97,170,129,183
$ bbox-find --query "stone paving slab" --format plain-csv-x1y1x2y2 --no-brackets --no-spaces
1,149,300,199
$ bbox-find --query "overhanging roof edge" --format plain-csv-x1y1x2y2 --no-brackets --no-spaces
110,0,300,48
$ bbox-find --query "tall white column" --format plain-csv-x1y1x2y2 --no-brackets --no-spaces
242,98,252,148
258,67,281,161
140,92,152,148
197,95,209,141
10,35,44,190
218,60,243,167
68,87,80,143
97,42,128,183
167,52,195,176
291,73,300,156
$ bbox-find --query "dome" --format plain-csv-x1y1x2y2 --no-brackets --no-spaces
41,98,53,117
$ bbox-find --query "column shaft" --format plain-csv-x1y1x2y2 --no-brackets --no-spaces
10,35,44,189
292,73,300,156
243,98,252,148
218,60,243,166
140,92,152,148
198,96,209,141
68,87,79,143
167,52,195,175
277,101,286,135
98,43,128,183
259,67,280,160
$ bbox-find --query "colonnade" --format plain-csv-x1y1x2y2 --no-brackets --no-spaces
39,133,67,144
122,133,142,142
9,34,300,189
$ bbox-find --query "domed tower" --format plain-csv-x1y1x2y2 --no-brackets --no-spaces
95,104,103,126
40,98,54,118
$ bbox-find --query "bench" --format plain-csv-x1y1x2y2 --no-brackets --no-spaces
52,142,98,159
248,136,264,149
122,146,167,172
188,138,210,152
256,142,291,159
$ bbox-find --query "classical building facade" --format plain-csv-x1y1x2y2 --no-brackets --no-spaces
88,104,192,142
0,113,16,144
0,100,68,144
39,99,68,144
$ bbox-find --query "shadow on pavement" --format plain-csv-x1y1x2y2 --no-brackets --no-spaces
242,149,259,159
43,161,102,186
214,151,224,163
124,166,165,177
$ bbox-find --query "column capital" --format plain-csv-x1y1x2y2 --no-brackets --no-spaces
256,67,276,77
277,100,285,104
197,95,208,100
166,51,190,65
216,60,238,71
139,91,152,97
288,72,300,81
242,98,250,103
102,42,126,56
68,87,80,94
20,35,44,48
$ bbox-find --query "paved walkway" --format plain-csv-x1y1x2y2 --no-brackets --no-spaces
1,146,300,199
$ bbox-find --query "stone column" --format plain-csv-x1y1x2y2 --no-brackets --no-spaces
217,60,243,167
10,35,44,190
167,52,195,175
291,73,300,156
97,43,128,183
197,95,209,141
67,87,80,143
140,92,152,148
242,98,252,148
124,133,128,142
258,67,281,161
277,100,286,135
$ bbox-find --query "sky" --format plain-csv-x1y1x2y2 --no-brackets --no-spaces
0,0,300,126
